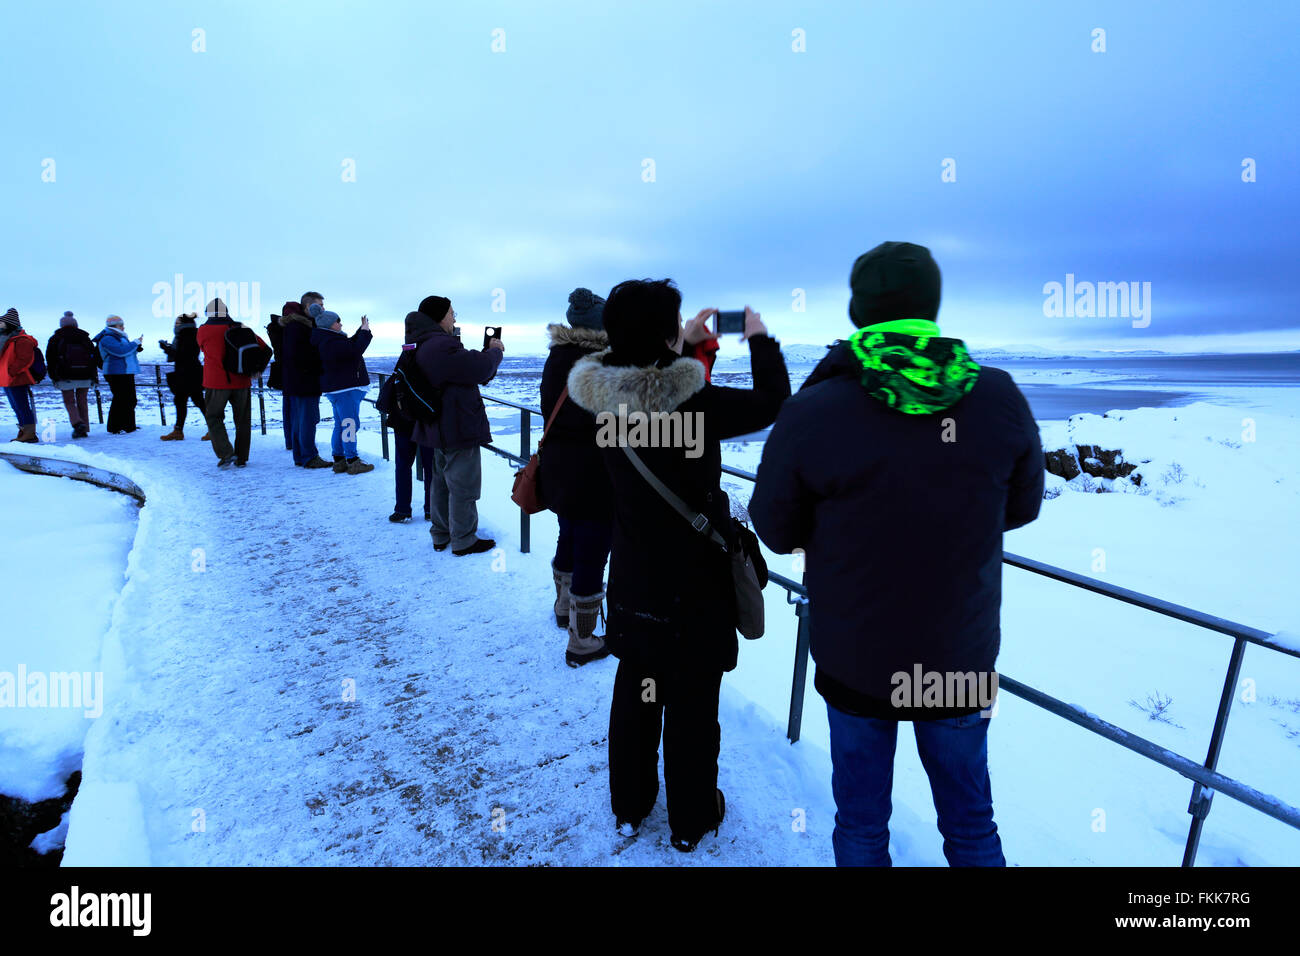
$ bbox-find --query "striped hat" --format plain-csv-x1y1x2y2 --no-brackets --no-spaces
1,307,18,329
106,315,125,328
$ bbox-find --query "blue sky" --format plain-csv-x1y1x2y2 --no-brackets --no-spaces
2,0,1296,355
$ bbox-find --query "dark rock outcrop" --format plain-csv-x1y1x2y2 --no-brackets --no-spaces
0,771,79,867
1044,445,1142,485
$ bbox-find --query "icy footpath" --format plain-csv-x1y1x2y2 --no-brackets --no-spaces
14,422,840,866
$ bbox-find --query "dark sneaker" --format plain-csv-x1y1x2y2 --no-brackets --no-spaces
452,537,496,557
389,512,411,523
430,527,450,552
235,459,248,468
332,457,348,474
302,457,332,469
217,455,236,468
346,458,375,475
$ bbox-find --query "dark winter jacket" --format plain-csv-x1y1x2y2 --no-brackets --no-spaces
749,335,1045,720
196,318,266,389
312,327,372,393
280,312,323,397
0,331,38,387
409,321,502,451
265,317,286,391
46,326,100,386
538,323,613,520
567,335,790,673
159,321,202,390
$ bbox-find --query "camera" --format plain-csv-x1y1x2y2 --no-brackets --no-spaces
716,310,745,335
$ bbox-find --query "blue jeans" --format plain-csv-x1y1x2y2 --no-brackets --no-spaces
286,394,321,464
393,429,433,517
825,702,1005,867
4,386,36,426
553,515,613,596
326,390,364,459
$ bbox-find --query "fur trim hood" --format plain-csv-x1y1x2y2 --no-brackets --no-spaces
279,312,313,329
567,350,707,416
546,323,608,351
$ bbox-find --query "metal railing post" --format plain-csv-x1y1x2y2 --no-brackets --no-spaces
94,384,103,424
519,407,531,554
1182,636,1248,867
257,374,267,435
786,595,812,743
155,364,167,427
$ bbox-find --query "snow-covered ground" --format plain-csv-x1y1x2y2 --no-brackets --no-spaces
2,371,1297,866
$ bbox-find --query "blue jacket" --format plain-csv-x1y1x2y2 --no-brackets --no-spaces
312,327,372,393
93,327,141,375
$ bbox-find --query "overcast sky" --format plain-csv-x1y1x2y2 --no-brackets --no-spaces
2,0,1296,355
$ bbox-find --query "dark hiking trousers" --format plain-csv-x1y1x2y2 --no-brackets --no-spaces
105,374,137,432
609,656,723,842
173,384,206,430
205,387,252,462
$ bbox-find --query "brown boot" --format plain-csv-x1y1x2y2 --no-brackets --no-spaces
565,590,609,667
160,427,184,441
551,561,572,628
15,424,39,444
201,432,211,441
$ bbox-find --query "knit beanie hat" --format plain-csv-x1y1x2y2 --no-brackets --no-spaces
566,288,606,331
106,315,125,329
58,310,77,328
418,296,452,322
205,298,229,318
308,302,340,329
1,307,19,330
282,301,305,317
848,241,942,328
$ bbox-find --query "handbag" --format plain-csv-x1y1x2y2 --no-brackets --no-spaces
511,386,569,514
620,445,768,640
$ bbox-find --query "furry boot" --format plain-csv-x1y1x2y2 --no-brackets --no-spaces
551,561,573,628
565,590,609,667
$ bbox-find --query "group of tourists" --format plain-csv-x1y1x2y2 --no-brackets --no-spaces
1,240,1047,866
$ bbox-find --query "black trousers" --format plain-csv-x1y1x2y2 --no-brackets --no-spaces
104,374,137,433
172,383,206,429
608,656,723,841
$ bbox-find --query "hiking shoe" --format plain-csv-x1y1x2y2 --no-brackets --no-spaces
452,538,496,557
201,432,211,441
302,456,332,469
346,458,375,475
670,790,724,853
332,457,348,473
160,428,184,441
217,455,236,468
389,512,412,523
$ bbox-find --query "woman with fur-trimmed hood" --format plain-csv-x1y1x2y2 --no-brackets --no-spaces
539,288,614,668
566,278,790,852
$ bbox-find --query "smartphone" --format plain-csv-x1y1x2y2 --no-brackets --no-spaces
483,326,502,349
716,310,746,335
452,325,462,339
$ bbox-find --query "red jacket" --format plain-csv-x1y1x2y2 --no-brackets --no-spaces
0,332,37,387
196,318,266,389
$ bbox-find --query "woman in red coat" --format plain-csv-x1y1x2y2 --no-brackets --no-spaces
0,307,40,443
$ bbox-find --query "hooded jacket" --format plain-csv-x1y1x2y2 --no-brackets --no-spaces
92,325,142,376
0,330,38,387
196,317,265,389
538,323,613,520
409,319,502,451
279,307,323,397
47,325,100,388
159,317,202,389
567,334,789,673
749,321,1045,719
312,326,372,393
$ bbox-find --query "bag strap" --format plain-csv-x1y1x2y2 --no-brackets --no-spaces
621,445,729,552
537,387,568,449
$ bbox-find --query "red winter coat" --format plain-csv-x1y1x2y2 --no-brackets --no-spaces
196,318,266,389
0,332,38,386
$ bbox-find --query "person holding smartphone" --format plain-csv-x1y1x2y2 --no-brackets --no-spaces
92,314,144,434
310,305,375,475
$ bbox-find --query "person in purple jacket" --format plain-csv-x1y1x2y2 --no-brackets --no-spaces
308,303,375,475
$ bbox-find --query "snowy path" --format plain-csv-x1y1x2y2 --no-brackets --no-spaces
11,423,837,866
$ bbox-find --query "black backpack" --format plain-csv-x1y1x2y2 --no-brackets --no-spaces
29,345,46,384
58,332,97,378
222,324,273,377
386,351,441,426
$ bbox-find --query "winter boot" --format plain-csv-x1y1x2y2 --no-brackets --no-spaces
201,432,211,441
670,789,725,853
452,537,496,557
565,590,609,667
551,561,573,628
346,457,375,475
14,424,38,444
160,427,184,441
332,455,348,474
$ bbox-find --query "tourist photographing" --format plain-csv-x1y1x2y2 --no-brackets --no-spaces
309,303,375,475
158,313,208,442
92,314,143,434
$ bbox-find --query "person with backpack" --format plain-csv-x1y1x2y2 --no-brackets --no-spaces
379,312,437,521
409,295,503,556
565,280,789,852
196,297,270,468
46,311,98,439
280,293,330,469
158,313,209,442
749,242,1045,867
308,303,376,475
265,309,289,450
0,308,41,443
91,315,143,434
538,288,614,667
